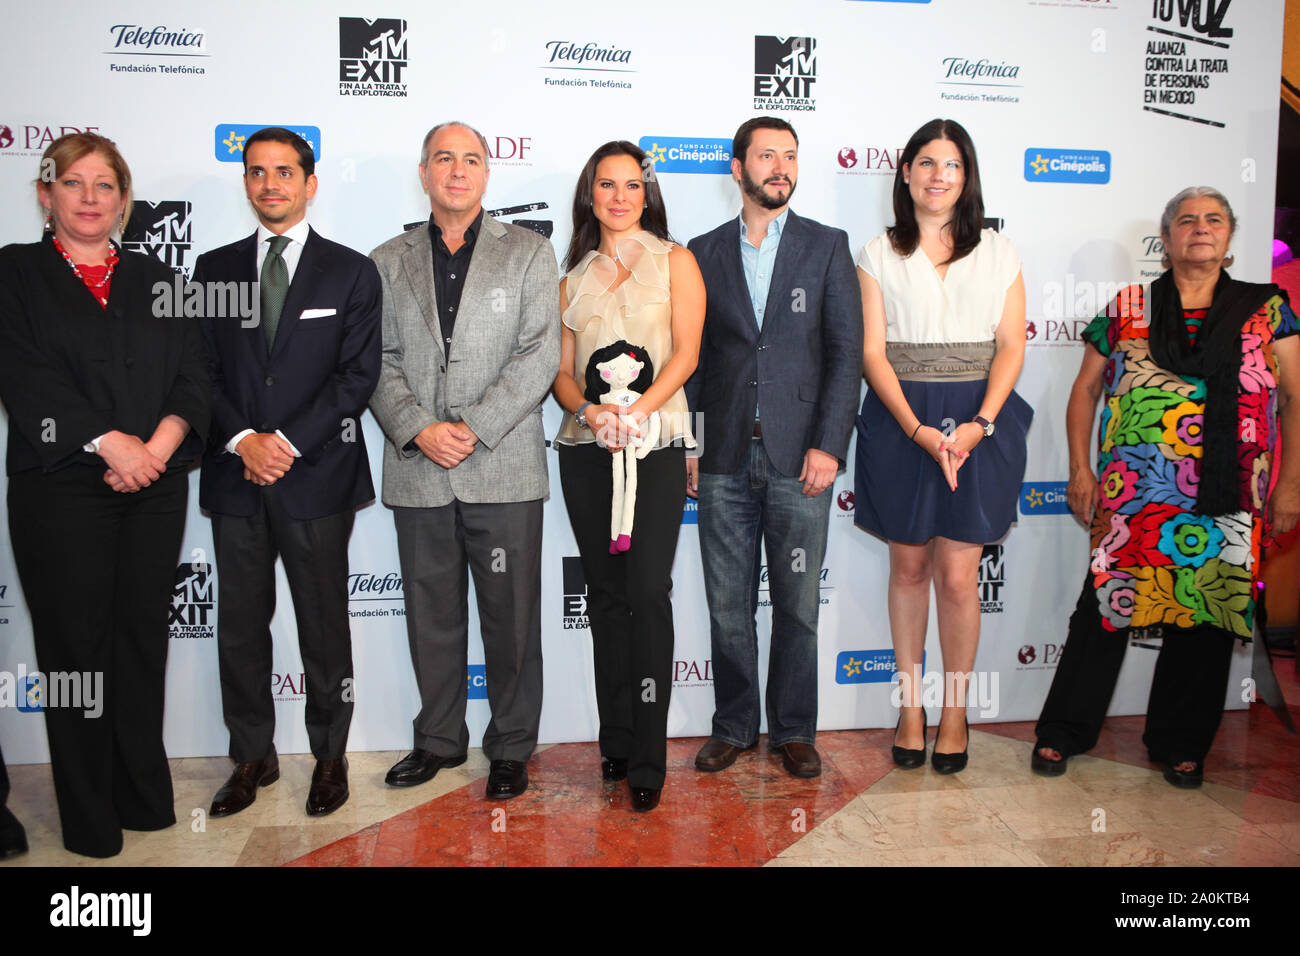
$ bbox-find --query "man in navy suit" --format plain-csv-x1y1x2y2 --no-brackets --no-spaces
195,127,382,817
684,117,862,778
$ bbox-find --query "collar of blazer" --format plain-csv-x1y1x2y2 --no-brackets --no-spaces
398,213,509,358
710,208,805,342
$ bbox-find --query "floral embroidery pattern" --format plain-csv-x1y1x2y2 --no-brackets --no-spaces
1082,292,1297,638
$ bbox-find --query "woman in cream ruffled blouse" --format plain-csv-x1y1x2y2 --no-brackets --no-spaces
551,141,705,812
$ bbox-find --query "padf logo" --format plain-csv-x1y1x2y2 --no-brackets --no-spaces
835,489,855,516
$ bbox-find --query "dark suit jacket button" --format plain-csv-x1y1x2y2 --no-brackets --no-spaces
124,357,135,367
260,423,272,431
748,381,757,387
265,376,274,386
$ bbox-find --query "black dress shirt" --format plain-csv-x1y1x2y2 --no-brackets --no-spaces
429,209,483,357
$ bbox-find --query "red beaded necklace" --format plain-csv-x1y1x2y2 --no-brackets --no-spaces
52,235,120,308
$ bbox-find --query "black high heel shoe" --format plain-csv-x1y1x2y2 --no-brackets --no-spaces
931,713,968,775
891,707,928,769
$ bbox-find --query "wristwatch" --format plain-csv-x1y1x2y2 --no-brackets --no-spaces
575,401,594,429
973,415,995,437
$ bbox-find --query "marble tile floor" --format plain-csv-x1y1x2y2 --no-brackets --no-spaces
3,683,1296,867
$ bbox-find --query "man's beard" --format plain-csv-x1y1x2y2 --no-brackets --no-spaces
740,165,795,210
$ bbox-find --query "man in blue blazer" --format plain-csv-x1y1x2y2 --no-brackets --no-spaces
195,127,382,817
684,117,862,778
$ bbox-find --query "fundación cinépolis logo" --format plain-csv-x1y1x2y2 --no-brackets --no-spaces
214,124,322,163
638,137,731,175
121,200,193,278
753,36,817,112
339,17,408,97
1019,481,1072,515
1023,147,1111,184
105,23,208,76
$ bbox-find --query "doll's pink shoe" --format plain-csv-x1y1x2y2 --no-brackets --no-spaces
615,534,632,553
609,539,619,554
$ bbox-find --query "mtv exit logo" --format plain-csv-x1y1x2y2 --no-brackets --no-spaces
1020,481,1071,515
836,649,899,684
639,137,732,174
753,36,817,110
121,200,192,277
467,664,487,700
1024,148,1111,184
215,124,322,162
339,17,408,96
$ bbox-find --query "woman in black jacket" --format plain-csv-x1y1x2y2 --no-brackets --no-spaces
0,132,209,857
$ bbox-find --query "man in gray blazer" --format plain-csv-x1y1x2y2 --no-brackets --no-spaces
684,117,863,779
368,121,560,799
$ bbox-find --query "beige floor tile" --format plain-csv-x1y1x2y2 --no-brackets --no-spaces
1140,823,1300,867
235,824,365,866
767,842,1047,867
777,795,900,860
1201,783,1300,825
1024,830,1175,866
1254,822,1300,856
860,766,970,795
970,781,1139,840
1067,777,1245,831
861,788,1018,849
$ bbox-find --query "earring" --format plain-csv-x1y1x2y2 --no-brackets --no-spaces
43,211,53,233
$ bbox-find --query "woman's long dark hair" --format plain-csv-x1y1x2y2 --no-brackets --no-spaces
564,141,674,272
886,118,985,266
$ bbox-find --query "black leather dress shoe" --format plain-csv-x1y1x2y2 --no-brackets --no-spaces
694,738,755,772
630,787,661,812
210,749,280,817
487,759,528,799
774,741,822,778
0,805,28,859
306,757,349,816
931,716,969,775
384,749,467,787
601,757,629,782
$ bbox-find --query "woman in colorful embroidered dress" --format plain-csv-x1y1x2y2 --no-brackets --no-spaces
551,141,705,812
1033,186,1299,788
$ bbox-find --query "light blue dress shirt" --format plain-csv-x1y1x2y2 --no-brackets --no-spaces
738,208,788,331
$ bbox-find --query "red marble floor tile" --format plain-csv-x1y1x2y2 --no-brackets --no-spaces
283,822,380,867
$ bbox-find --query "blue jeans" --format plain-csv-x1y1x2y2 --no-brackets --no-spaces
697,438,832,748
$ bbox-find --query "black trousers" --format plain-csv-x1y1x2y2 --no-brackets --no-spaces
211,484,355,763
1035,580,1236,764
559,443,686,790
393,499,543,762
8,465,186,858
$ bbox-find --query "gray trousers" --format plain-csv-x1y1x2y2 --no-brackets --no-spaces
392,499,543,762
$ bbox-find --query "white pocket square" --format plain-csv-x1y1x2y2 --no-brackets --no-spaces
299,308,337,319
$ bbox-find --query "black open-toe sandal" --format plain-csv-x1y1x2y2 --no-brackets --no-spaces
1030,742,1068,776
1162,759,1203,789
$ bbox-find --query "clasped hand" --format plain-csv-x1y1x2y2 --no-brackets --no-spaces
918,422,981,492
99,431,166,493
237,432,296,486
592,405,645,453
414,421,478,469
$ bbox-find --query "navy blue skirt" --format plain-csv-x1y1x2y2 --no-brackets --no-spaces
854,379,1033,544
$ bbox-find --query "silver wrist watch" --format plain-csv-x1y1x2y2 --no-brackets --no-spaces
575,401,594,429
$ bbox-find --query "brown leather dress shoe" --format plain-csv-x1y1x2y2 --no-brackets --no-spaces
306,757,349,816
210,749,280,817
694,738,756,772
774,741,821,778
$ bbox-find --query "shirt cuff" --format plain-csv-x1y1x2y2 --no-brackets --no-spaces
226,428,255,455
275,430,302,458
82,433,107,454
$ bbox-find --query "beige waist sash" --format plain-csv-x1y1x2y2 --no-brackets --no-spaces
886,340,995,382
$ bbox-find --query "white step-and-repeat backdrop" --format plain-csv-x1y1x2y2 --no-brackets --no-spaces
0,0,1284,762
